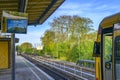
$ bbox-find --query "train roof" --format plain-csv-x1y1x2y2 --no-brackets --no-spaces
100,12,120,29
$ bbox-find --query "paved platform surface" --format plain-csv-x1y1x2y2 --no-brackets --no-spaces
0,55,54,80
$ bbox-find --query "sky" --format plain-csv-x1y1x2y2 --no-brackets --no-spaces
16,0,120,46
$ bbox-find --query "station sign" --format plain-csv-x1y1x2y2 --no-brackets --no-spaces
1,11,28,34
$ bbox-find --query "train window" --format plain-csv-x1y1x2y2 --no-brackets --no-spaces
115,36,120,80
104,35,112,62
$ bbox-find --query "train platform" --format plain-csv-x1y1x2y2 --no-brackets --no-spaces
0,55,54,80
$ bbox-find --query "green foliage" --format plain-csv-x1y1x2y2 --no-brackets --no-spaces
41,15,96,62
20,42,33,54
16,45,21,53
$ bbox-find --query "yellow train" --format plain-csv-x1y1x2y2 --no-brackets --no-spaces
93,12,120,80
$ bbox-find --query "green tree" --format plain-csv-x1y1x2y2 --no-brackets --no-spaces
41,15,95,62
41,30,55,56
20,42,33,54
16,45,21,53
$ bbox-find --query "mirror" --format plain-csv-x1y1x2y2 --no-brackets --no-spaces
93,41,100,57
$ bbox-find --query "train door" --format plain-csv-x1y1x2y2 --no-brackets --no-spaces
113,23,120,80
101,27,113,80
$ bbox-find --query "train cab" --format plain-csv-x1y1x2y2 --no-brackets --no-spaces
93,12,120,80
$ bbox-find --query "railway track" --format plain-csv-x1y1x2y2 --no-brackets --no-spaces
21,54,77,80
21,54,95,80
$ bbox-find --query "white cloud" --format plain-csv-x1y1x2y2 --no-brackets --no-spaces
51,2,94,18
95,4,108,10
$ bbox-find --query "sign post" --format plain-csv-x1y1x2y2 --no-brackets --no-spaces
11,33,15,80
1,11,28,80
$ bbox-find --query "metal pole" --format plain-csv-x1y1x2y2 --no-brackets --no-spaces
11,33,15,80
